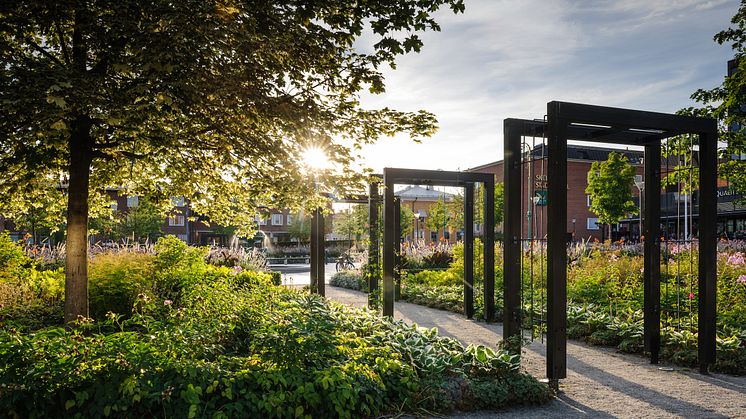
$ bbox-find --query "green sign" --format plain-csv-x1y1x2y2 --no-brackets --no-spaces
535,190,547,206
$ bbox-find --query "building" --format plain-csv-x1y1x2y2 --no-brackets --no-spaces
470,144,645,241
471,142,746,241
395,185,458,243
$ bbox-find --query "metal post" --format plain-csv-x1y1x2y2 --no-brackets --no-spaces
368,180,380,308
310,209,318,294
483,177,495,323
316,208,325,297
644,142,661,364
698,126,718,373
382,179,395,317
394,197,401,301
547,102,567,381
464,182,475,319
503,120,522,340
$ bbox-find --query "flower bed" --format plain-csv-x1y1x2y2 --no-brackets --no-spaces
0,235,550,416
330,240,746,375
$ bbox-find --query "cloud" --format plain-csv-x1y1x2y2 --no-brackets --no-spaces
353,0,739,173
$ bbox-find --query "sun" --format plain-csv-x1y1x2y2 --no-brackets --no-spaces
302,147,329,170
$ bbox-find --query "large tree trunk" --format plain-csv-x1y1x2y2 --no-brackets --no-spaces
64,118,93,324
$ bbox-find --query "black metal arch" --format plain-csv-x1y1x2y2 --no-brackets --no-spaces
382,168,496,320
504,101,718,384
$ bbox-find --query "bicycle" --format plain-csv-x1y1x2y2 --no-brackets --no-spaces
335,254,355,272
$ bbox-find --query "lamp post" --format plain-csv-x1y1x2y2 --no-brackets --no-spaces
634,175,645,242
521,143,533,244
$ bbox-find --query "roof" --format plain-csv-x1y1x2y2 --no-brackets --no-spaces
469,144,646,171
395,185,454,202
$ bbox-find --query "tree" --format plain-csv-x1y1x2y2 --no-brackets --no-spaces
333,205,367,243
0,0,464,322
287,214,312,245
585,152,638,240
119,199,164,243
687,3,746,195
426,201,450,240
447,183,504,234
399,205,414,239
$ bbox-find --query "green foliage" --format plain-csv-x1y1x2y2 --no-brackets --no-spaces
118,199,166,242
0,0,468,322
0,232,31,282
447,182,504,232
426,201,450,240
0,233,65,329
287,214,312,244
330,270,368,291
333,205,368,242
0,261,549,417
399,205,415,239
88,252,154,319
688,2,746,196
585,152,638,232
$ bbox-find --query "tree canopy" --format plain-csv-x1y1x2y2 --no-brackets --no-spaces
426,200,450,240
688,1,746,193
585,152,638,237
333,205,368,242
0,0,465,322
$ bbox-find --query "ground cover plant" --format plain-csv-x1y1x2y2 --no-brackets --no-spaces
0,235,550,417
331,239,746,375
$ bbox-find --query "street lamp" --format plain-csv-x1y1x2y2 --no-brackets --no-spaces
634,175,644,242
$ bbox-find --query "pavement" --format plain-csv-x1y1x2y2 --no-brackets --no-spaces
268,262,337,286
326,286,746,419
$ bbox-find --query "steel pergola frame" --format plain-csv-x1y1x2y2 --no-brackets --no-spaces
504,101,718,384
382,168,496,320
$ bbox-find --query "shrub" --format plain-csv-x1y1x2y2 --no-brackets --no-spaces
0,275,550,417
0,232,31,283
152,236,209,302
88,252,154,319
330,270,367,291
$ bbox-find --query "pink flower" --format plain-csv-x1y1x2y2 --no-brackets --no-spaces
687,293,695,300
737,275,746,285
233,266,243,274
728,252,745,266
164,300,173,306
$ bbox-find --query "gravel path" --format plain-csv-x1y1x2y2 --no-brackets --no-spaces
325,286,746,418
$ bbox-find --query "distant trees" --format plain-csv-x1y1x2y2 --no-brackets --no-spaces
585,152,638,239
287,215,312,245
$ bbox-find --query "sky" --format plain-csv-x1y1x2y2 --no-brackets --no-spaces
352,0,739,173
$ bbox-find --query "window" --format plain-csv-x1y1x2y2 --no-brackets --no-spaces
430,231,437,241
258,215,267,226
127,196,139,208
177,234,188,242
272,214,283,226
111,202,118,212
474,223,482,233
171,196,185,207
168,214,185,227
444,231,450,240
587,218,600,230
286,214,294,225
586,195,592,207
